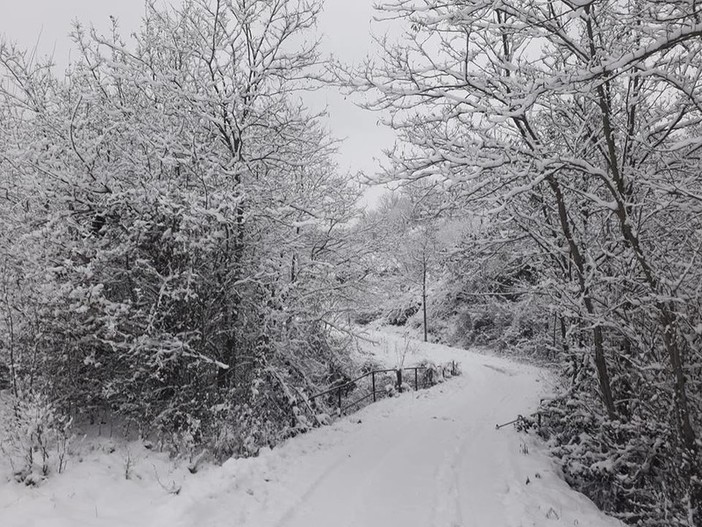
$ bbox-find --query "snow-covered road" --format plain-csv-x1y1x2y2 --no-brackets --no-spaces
151,333,622,527
1,333,623,527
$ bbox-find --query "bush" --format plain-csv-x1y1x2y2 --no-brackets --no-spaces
354,310,383,326
386,302,420,326
538,393,693,526
0,392,72,484
1,188,356,465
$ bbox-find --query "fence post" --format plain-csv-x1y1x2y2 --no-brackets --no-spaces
338,388,342,415
428,368,433,387
396,369,403,393
414,368,418,391
372,371,376,402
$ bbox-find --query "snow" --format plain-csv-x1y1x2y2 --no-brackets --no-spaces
0,439,188,527
0,332,623,527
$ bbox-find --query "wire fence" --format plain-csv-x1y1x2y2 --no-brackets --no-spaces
307,361,459,417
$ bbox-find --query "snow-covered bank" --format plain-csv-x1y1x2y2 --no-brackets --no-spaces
0,438,189,527
1,333,622,527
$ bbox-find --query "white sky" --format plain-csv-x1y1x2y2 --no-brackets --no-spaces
0,0,395,205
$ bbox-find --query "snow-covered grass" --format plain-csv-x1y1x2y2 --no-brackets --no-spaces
0,434,190,527
0,332,623,527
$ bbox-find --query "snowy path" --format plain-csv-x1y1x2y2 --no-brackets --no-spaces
150,333,622,527
1,333,623,527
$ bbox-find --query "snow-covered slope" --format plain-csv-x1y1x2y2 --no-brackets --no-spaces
1,333,622,527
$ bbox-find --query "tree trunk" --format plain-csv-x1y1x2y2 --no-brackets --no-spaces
548,175,617,419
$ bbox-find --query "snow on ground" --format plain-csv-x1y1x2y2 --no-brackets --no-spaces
1,331,623,527
0,436,189,527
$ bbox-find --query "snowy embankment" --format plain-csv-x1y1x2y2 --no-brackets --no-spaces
1,332,622,527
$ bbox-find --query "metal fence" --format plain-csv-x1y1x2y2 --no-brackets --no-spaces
308,361,458,416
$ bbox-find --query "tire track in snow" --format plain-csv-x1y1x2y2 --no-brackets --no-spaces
429,429,466,527
430,364,536,527
277,379,479,527
274,411,431,527
272,448,352,527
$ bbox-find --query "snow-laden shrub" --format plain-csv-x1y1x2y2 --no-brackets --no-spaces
431,287,550,360
386,299,420,327
538,392,693,526
1,186,356,464
0,392,72,484
353,309,383,326
417,246,551,360
414,359,441,387
210,368,323,459
27,191,247,428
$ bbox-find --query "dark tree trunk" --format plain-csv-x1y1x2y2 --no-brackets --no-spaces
548,176,617,419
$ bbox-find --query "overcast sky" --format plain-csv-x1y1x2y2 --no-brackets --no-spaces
0,0,395,205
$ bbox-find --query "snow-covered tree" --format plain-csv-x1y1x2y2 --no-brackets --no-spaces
0,0,362,458
347,0,702,522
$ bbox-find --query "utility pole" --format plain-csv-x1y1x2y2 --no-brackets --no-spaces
422,251,428,342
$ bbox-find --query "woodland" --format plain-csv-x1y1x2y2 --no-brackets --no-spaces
1,1,701,525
